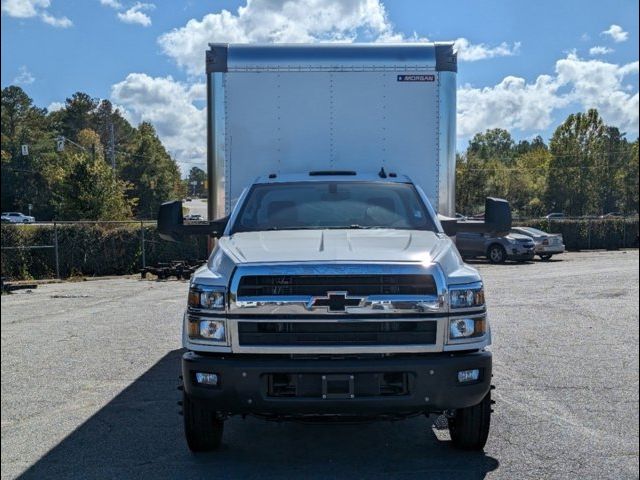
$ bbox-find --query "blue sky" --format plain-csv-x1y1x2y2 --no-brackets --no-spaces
2,0,638,171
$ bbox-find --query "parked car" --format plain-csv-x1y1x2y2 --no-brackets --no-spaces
511,227,565,260
1,212,35,223
455,231,535,263
545,212,565,220
183,214,204,222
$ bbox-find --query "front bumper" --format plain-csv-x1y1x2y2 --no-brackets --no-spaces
506,248,535,260
535,245,565,254
182,350,492,416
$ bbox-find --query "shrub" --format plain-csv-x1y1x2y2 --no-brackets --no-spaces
515,218,639,250
1,222,208,280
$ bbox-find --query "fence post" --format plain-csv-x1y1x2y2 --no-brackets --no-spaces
587,220,591,250
54,222,60,279
140,221,146,269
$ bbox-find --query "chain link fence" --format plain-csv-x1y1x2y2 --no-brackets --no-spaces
2,217,638,281
1,221,208,281
514,216,639,250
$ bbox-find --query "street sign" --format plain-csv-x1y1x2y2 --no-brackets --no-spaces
21,145,28,156
56,137,65,152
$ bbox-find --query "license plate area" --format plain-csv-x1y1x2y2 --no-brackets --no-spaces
322,374,354,399
266,372,410,398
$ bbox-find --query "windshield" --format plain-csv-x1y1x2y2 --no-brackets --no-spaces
232,181,437,233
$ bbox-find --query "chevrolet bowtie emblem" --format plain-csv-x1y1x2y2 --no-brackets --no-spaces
308,291,363,312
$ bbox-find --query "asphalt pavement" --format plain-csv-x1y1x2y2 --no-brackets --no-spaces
185,198,208,220
1,250,638,479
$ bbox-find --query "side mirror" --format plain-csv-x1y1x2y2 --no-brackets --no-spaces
440,197,512,236
485,197,512,234
158,200,229,242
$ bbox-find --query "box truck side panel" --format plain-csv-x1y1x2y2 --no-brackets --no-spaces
207,43,457,218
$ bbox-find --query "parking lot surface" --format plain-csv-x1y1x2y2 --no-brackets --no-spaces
1,251,638,479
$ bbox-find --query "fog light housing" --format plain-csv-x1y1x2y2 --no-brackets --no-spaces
458,369,480,383
195,372,219,386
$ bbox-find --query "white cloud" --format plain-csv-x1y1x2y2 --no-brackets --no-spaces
458,75,567,136
1,0,48,17
47,101,65,112
458,53,639,137
602,24,629,43
589,46,614,56
158,0,518,75
40,11,71,27
111,73,206,168
454,38,520,62
1,0,72,27
556,53,638,134
13,65,35,85
117,2,154,27
99,0,123,8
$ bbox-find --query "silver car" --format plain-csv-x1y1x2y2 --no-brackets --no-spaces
511,227,565,260
456,231,536,264
1,212,35,223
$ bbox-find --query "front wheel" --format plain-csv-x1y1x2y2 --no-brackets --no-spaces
449,392,491,450
487,244,507,264
539,254,553,261
183,392,224,452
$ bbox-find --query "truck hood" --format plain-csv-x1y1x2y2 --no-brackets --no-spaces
219,229,449,264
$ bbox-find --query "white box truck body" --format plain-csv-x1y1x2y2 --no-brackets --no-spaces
206,43,457,219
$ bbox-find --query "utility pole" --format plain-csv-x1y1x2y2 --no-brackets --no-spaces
108,122,116,170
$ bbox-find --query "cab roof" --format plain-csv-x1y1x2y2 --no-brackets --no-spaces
254,171,413,184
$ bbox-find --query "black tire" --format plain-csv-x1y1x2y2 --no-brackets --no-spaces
183,392,224,452
487,244,506,264
449,392,491,451
539,254,553,261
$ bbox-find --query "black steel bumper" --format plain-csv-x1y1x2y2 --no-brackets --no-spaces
182,350,492,416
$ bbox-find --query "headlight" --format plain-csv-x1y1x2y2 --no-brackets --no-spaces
188,316,227,343
449,317,486,340
449,283,484,309
189,284,226,310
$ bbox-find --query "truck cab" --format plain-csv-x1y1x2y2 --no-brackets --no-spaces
158,42,507,452
175,171,493,451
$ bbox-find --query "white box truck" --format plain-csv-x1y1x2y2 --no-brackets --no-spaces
159,43,510,452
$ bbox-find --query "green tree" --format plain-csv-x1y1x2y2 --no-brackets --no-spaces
546,109,632,216
468,128,515,163
90,99,135,166
620,139,639,214
53,129,134,220
187,166,207,197
58,92,99,140
119,122,183,219
1,86,58,218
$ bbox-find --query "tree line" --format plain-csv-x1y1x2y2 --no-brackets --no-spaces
1,86,185,220
456,110,639,217
2,85,638,220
